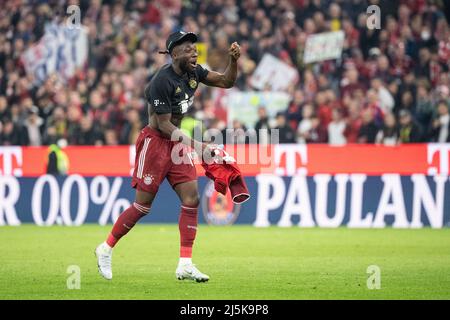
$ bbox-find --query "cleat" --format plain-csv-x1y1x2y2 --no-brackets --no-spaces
95,242,113,280
176,264,210,282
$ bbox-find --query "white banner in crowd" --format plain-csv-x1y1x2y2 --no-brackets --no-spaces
303,30,345,64
226,91,291,129
250,54,299,91
21,23,88,85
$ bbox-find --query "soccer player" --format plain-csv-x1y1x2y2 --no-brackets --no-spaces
95,31,240,282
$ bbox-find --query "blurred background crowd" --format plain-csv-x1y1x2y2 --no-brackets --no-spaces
0,0,450,146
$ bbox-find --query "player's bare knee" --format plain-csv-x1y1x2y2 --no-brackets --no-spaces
135,190,156,207
182,194,199,208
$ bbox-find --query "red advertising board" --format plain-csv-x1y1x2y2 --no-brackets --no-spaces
1,144,449,177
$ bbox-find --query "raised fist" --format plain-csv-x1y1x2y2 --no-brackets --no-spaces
229,42,241,61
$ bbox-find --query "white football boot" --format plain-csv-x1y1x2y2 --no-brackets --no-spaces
176,264,210,282
95,242,113,280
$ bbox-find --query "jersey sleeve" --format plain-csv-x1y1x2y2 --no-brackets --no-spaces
196,64,210,83
146,78,172,114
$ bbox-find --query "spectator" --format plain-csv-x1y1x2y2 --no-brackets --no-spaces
23,106,44,146
371,78,395,115
344,100,363,143
430,101,450,142
398,109,422,143
297,104,314,144
45,107,67,142
400,90,416,115
375,55,393,84
376,112,399,145
254,106,271,144
358,108,379,143
328,108,347,145
415,47,432,79
274,112,295,143
104,128,119,146
0,96,10,121
415,83,434,130
0,117,27,146
66,106,82,145
316,91,333,131
304,116,327,143
73,116,104,145
120,108,143,145
43,126,59,145
435,85,450,106
286,90,303,131
341,67,366,98
365,89,384,126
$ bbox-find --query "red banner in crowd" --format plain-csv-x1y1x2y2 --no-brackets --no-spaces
0,144,449,177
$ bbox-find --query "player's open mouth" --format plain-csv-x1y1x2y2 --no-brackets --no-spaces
190,61,197,68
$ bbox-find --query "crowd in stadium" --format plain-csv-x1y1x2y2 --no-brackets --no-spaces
0,0,450,146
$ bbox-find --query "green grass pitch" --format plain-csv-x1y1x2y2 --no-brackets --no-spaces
0,225,449,299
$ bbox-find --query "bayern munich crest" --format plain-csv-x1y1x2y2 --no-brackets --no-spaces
143,174,154,185
201,181,241,225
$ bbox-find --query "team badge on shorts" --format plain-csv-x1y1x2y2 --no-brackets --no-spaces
143,174,154,185
201,181,241,226
189,79,197,89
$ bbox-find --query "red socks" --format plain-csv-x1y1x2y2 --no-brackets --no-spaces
106,202,150,248
106,202,198,259
179,204,198,258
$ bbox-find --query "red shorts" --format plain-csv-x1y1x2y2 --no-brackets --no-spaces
131,126,197,194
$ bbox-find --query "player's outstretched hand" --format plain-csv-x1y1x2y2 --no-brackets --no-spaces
229,42,241,61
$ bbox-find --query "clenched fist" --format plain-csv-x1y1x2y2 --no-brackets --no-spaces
229,42,241,61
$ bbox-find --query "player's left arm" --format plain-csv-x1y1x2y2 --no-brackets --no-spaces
201,42,240,88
